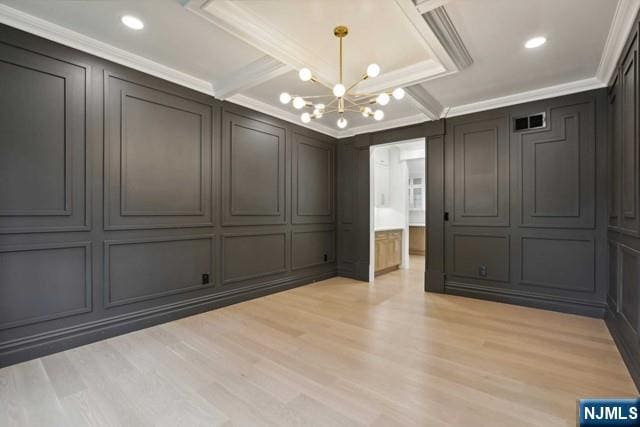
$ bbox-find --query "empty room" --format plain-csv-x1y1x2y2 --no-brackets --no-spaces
1,0,639,425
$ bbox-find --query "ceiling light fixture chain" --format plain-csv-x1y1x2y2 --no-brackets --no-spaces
279,25,405,129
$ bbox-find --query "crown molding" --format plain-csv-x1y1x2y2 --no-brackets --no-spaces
445,77,605,118
213,56,290,99
596,0,640,85
339,113,427,138
227,94,339,138
227,94,429,139
0,3,214,96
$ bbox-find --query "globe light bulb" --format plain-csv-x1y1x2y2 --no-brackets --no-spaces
279,92,292,104
362,106,372,117
333,83,346,97
301,112,311,123
293,96,306,109
376,93,390,106
392,87,405,100
299,68,312,82
366,63,380,78
374,109,384,121
337,117,348,129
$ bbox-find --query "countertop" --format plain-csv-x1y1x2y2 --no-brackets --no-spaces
374,226,404,232
409,224,426,227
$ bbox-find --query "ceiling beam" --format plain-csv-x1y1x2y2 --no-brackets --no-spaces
405,85,444,121
414,0,449,15
421,6,473,71
212,55,290,100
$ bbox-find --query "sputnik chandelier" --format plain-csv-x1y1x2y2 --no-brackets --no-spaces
279,25,405,129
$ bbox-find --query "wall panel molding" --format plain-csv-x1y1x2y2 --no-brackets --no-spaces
221,231,288,285
619,243,640,336
0,41,89,233
291,228,336,270
608,76,621,230
517,102,596,229
0,242,92,330
449,232,510,282
292,132,336,224
620,30,640,235
607,14,640,391
519,235,595,293
450,115,509,227
221,110,286,226
103,235,215,308
103,71,213,230
445,89,608,317
0,23,339,369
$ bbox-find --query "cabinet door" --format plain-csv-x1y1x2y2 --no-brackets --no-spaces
380,239,390,270
375,164,390,207
393,235,401,265
375,238,383,271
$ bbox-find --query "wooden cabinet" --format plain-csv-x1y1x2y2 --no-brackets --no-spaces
409,226,427,256
375,229,402,276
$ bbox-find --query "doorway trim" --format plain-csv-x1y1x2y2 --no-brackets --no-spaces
340,121,445,292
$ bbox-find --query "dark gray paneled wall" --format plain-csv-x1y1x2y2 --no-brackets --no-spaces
443,90,608,318
0,25,336,367
337,90,609,318
606,15,640,390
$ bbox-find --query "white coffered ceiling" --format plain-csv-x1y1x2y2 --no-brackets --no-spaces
0,0,635,138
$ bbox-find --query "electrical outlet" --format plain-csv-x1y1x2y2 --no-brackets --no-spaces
202,273,210,284
478,265,487,277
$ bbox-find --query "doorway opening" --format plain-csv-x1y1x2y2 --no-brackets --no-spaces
369,138,427,282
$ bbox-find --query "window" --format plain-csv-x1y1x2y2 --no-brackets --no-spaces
408,176,425,210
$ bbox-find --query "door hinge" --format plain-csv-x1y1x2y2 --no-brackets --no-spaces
444,212,450,221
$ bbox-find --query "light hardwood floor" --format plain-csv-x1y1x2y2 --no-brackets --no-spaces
0,256,636,426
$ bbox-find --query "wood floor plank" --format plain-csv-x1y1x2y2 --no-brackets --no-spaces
0,256,636,426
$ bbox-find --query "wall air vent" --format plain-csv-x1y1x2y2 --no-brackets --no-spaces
513,112,546,131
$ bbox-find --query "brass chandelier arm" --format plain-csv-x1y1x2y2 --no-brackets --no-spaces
350,99,379,107
343,97,359,106
282,25,404,129
343,75,367,97
339,33,343,83
295,94,336,99
324,97,338,109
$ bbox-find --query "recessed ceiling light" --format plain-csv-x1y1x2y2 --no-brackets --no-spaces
525,36,546,49
121,15,144,30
